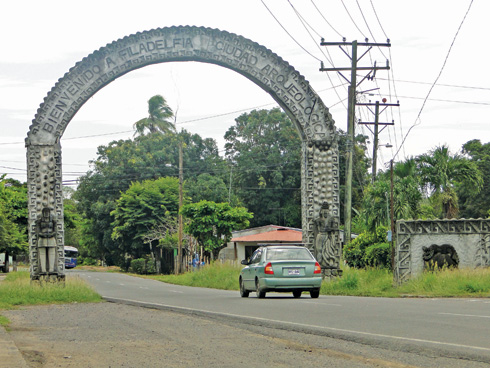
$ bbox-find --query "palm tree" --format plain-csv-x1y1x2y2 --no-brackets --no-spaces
416,145,482,219
134,95,176,136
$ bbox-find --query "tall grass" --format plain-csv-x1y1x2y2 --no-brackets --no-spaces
147,262,242,290
0,271,102,310
147,262,490,298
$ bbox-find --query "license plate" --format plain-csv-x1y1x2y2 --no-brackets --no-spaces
288,268,300,275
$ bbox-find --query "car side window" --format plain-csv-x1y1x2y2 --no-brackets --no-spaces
250,249,262,264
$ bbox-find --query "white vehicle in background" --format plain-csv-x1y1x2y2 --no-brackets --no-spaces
0,253,12,273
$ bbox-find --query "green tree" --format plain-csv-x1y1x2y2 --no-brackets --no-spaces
63,187,83,248
224,108,302,227
111,177,180,262
134,95,175,136
186,173,240,204
181,200,253,259
74,130,225,265
458,139,490,218
0,176,28,258
356,158,425,233
416,145,482,218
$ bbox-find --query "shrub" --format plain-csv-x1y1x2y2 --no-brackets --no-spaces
364,242,391,269
130,258,146,274
78,256,97,266
145,259,156,274
343,226,389,268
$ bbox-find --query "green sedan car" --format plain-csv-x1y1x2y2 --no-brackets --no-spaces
239,245,323,298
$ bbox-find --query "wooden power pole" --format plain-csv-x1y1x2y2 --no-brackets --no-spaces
177,141,184,274
357,100,399,182
320,39,391,247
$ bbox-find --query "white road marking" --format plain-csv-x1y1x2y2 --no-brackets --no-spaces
105,297,490,353
439,312,490,319
169,290,184,294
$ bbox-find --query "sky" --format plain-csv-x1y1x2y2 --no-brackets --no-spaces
1,0,488,185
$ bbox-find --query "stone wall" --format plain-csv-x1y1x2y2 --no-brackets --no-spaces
395,219,490,284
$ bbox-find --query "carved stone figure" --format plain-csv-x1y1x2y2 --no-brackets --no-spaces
35,207,57,274
422,244,459,270
313,202,339,270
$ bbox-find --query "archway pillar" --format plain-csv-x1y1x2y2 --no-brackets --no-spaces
26,142,65,280
302,135,341,279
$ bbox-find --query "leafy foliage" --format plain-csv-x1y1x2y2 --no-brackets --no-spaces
74,126,225,265
343,226,390,268
111,177,180,259
224,108,302,227
0,176,28,255
416,145,482,218
181,200,252,258
134,95,175,135
458,139,490,218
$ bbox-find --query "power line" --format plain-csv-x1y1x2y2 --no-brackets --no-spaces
369,0,389,39
376,77,490,91
260,0,322,62
340,0,367,39
394,0,475,161
286,0,348,108
310,0,344,39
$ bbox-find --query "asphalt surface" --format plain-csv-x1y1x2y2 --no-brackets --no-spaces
1,271,490,367
76,270,490,363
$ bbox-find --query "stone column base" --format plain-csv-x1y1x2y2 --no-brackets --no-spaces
322,268,342,280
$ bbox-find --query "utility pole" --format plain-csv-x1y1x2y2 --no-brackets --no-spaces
390,159,395,270
357,100,399,182
177,141,184,274
320,39,391,247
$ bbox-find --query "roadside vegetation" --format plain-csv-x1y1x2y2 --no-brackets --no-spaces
146,262,490,298
0,272,101,311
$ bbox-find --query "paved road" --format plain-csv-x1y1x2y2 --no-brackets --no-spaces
76,270,490,364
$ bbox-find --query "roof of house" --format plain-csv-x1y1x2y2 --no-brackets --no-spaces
231,227,302,243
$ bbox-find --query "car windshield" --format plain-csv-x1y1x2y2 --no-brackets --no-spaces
265,248,313,261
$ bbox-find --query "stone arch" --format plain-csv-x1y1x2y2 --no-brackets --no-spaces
26,26,340,279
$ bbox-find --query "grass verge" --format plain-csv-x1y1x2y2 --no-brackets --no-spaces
0,271,102,311
145,262,241,290
145,262,490,298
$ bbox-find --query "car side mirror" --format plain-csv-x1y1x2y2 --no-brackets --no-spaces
241,259,249,265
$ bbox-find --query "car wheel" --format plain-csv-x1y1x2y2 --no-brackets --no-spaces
255,279,266,298
292,290,302,298
239,278,249,298
310,289,320,298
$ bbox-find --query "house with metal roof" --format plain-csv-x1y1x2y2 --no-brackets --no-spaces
218,225,303,262
218,224,357,262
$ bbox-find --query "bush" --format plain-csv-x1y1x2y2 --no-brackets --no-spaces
145,259,156,274
344,226,389,268
129,258,157,274
130,259,146,274
78,256,98,266
364,242,391,269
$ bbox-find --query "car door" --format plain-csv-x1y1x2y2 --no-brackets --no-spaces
242,248,262,289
